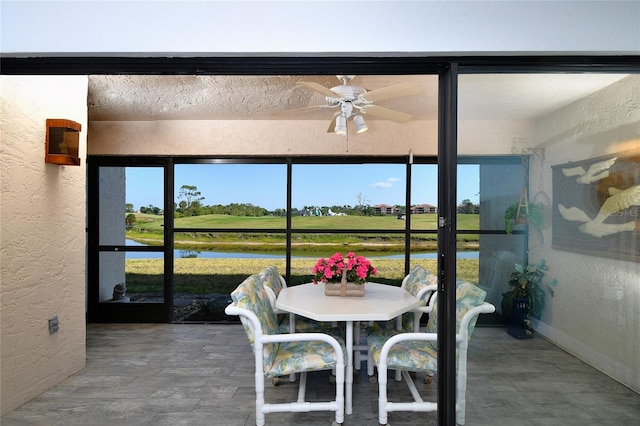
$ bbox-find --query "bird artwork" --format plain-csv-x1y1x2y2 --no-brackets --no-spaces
558,185,640,237
552,150,639,262
558,156,639,238
561,156,618,184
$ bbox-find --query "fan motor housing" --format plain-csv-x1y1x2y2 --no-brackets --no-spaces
329,84,366,101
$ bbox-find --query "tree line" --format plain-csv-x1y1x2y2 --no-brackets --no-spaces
126,185,479,219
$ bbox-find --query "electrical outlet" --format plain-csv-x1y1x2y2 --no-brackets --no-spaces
48,316,59,334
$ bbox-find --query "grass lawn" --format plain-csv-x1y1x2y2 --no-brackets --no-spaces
124,213,481,296
125,257,480,295
128,212,480,252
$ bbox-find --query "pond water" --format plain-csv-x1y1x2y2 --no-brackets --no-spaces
125,240,479,259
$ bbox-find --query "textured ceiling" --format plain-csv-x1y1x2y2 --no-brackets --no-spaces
88,74,628,123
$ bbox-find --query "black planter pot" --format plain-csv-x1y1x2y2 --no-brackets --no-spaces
504,296,534,339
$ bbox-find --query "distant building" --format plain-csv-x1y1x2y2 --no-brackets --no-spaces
411,203,437,214
457,203,479,214
373,203,398,215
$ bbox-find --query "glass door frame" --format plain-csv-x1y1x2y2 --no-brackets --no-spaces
87,157,174,323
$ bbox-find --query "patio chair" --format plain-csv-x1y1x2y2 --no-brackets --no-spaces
378,264,438,332
225,274,346,426
367,280,495,425
361,265,438,376
259,265,339,384
259,265,337,334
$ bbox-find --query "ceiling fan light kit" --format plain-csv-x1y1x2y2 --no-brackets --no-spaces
334,114,348,136
293,75,422,137
353,114,368,133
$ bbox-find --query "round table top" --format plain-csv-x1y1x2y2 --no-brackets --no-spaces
275,282,419,322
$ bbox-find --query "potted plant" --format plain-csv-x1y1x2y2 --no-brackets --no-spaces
504,201,545,234
501,258,557,338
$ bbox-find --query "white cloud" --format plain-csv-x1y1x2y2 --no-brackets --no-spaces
370,177,401,189
371,182,393,189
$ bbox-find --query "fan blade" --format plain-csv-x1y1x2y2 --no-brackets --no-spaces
359,82,422,103
297,81,343,99
363,105,412,123
271,104,338,117
326,114,338,133
272,105,330,116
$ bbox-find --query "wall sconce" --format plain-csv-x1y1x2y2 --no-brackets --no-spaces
45,119,81,166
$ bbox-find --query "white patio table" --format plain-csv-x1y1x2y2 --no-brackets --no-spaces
275,282,419,415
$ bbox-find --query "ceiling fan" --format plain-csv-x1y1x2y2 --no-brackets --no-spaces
292,75,422,136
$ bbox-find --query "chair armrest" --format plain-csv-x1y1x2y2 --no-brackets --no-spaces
458,302,495,341
380,302,496,355
262,332,346,363
415,284,437,305
262,285,289,315
401,274,410,288
226,303,345,362
378,332,438,366
262,286,278,310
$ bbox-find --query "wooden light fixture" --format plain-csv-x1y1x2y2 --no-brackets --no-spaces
45,119,81,166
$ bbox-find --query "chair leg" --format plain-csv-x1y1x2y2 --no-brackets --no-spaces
424,372,433,384
354,321,361,370
366,326,376,379
297,372,307,403
378,367,389,426
255,371,266,426
334,356,346,425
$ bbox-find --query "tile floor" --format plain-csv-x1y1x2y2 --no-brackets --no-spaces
2,324,639,425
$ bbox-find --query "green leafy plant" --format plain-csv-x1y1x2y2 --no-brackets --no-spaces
502,259,557,333
504,201,544,234
125,213,137,226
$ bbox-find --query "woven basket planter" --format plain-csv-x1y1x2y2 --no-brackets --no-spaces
324,269,365,297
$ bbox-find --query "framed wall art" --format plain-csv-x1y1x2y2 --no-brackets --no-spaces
552,148,639,263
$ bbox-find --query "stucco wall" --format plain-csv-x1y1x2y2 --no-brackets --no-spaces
0,76,88,414
88,119,439,156
88,119,534,157
529,75,640,392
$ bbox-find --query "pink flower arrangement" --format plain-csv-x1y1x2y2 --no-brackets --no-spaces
312,252,377,285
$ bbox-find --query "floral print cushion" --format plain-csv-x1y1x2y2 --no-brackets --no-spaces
425,279,487,338
231,275,280,372
368,279,486,374
258,265,291,327
368,331,438,373
256,266,336,334
395,265,437,331
259,266,285,296
231,274,347,379
371,265,434,333
265,338,347,378
403,265,433,297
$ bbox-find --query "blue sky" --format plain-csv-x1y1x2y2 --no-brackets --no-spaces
126,164,479,211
